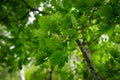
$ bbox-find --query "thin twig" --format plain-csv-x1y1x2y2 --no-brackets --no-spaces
88,34,101,47
23,0,32,9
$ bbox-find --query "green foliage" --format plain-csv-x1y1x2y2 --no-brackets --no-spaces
50,50,68,68
97,5,113,18
0,0,120,80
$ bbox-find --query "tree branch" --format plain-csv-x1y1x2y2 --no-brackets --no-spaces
49,66,54,80
20,11,30,20
87,34,101,47
76,39,101,80
30,9,50,15
22,0,33,9
22,0,50,15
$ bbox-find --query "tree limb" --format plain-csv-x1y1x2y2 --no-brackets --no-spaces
30,9,50,15
49,66,54,80
76,39,101,80
88,34,101,47
22,0,50,15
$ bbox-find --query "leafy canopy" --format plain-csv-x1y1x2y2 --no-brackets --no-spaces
0,0,120,79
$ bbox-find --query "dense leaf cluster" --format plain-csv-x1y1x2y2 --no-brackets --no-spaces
0,0,120,79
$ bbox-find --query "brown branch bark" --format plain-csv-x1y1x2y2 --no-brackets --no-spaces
22,0,50,15
76,39,101,80
30,9,50,15
49,66,54,80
